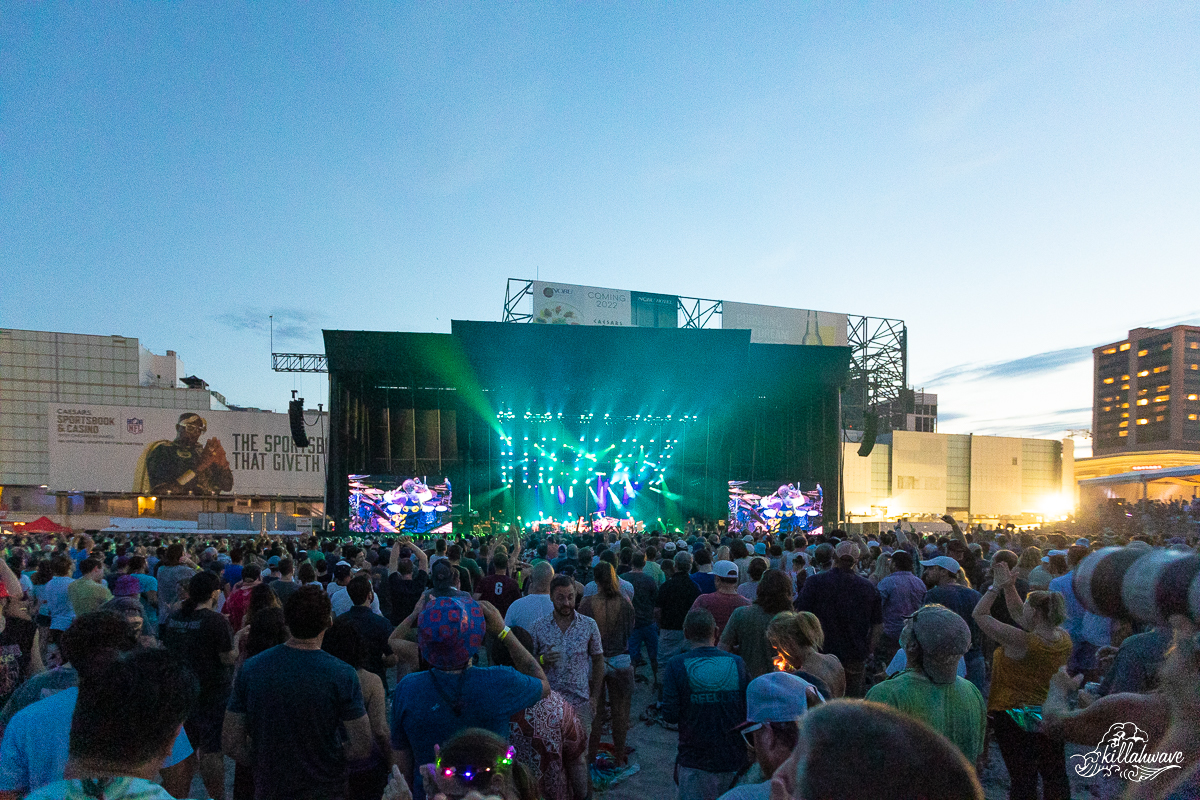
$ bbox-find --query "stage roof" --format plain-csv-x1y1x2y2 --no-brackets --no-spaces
1078,464,1200,488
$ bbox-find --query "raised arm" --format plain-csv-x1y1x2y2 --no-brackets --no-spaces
479,601,550,698
972,563,1028,656
941,514,968,545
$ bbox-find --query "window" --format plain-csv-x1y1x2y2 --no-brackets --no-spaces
1162,343,1172,350
1154,395,1170,402
1154,365,1170,373
1121,412,1129,418
1137,419,1149,425
1122,384,1130,389
1122,375,1130,380
1137,399,1149,406
1188,394,1198,401
1156,415,1165,422
1138,370,1150,377
1192,364,1198,370
1102,347,1117,355
1122,402,1130,408
1103,377,1114,384
1190,414,1199,421
1119,421,1129,427
1138,349,1149,357
1191,342,1199,349
1102,405,1112,412
1119,430,1128,436
1120,343,1131,351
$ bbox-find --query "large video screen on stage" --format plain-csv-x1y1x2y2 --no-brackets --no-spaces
728,481,823,534
348,475,452,535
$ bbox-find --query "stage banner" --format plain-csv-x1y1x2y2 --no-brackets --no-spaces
532,281,632,327
722,301,848,347
48,404,325,496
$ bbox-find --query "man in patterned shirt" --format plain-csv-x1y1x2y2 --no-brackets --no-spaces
530,575,604,739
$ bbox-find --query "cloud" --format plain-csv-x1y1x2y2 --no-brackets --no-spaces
938,407,1091,439
924,345,1094,385
214,308,324,349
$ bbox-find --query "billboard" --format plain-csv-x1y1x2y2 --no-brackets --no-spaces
48,404,325,496
721,302,848,347
532,281,632,327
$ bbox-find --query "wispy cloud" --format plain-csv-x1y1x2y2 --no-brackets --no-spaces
925,345,1094,385
214,308,325,349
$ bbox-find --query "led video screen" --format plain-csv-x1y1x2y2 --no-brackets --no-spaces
728,481,823,534
348,475,452,534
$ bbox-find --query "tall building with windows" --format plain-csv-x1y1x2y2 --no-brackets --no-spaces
1092,325,1200,456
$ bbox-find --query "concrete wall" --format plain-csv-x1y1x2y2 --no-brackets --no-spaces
890,430,948,515
969,436,1023,517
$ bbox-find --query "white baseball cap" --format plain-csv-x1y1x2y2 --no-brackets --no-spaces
714,560,739,579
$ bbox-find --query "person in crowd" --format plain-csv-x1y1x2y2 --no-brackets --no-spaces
504,562,555,632
323,621,392,800
412,728,539,800
583,552,634,601
391,595,548,800
984,550,1028,630
728,541,752,585
337,574,396,688
642,546,665,585
1013,547,1042,589
919,555,986,693
223,563,263,631
1096,622,1172,696
661,609,749,800
656,551,701,670
492,627,588,800
230,584,281,667
578,563,636,769
1047,545,1111,677
736,558,767,602
690,550,716,594
530,575,604,748
765,611,845,699
796,542,882,696
718,672,815,800
973,563,1072,800
691,561,750,642
155,544,198,624
476,551,522,616
161,570,234,799
722,570,795,680
865,604,986,765
767,701,984,800
0,579,41,710
269,557,299,606
874,550,926,665
625,551,660,687
230,606,289,800
42,556,76,644
23,648,198,800
387,540,431,625
224,585,373,800
0,611,195,799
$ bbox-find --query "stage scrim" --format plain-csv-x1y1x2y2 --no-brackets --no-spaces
324,322,849,534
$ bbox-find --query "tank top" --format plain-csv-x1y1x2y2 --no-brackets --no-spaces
988,630,1071,712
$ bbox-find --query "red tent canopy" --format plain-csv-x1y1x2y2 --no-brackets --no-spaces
18,516,73,533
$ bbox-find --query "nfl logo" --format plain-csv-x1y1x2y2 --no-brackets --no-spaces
127,418,143,434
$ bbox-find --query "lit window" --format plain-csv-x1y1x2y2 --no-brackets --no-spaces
1102,406,1112,412
1120,343,1131,351
1156,415,1165,422
1188,394,1198,401
1162,343,1172,350
1119,430,1128,436
1121,412,1129,418
1153,365,1169,373
1122,384,1130,389
1154,395,1170,402
1138,370,1150,377
1103,377,1114,384
1119,421,1129,427
1122,375,1130,380
1138,348,1149,357
1192,364,1198,370
1122,403,1129,408
1137,399,1149,406
1190,414,1199,421
1137,418,1149,425
1191,342,1199,349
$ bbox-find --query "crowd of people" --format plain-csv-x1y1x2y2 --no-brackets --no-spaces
0,512,1194,800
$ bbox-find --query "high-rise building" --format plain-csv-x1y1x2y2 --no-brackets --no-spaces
876,390,937,433
1092,325,1200,455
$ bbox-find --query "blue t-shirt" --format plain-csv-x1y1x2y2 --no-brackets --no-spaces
222,564,244,588
924,584,983,657
391,667,543,800
660,646,749,772
131,573,159,628
0,687,191,793
229,644,365,799
691,572,717,595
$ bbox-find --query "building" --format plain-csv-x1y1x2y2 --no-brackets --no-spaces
879,390,938,433
1092,325,1200,456
842,430,1074,524
0,328,324,529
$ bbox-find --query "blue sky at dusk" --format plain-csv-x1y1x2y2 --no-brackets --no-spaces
4,3,1199,456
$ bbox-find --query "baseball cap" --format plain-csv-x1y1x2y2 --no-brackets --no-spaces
675,540,687,549
714,560,739,579
919,556,961,573
754,542,767,555
267,556,281,567
742,534,755,543
663,542,677,553
835,541,859,561
905,605,971,684
735,672,812,731
418,596,486,670
1075,538,1090,547
431,559,457,590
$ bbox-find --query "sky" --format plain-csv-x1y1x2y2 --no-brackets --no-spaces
4,2,1199,458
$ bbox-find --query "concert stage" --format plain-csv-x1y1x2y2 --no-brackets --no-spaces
323,321,850,535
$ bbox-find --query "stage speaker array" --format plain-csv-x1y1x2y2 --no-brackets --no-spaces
289,397,310,449
857,411,878,457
